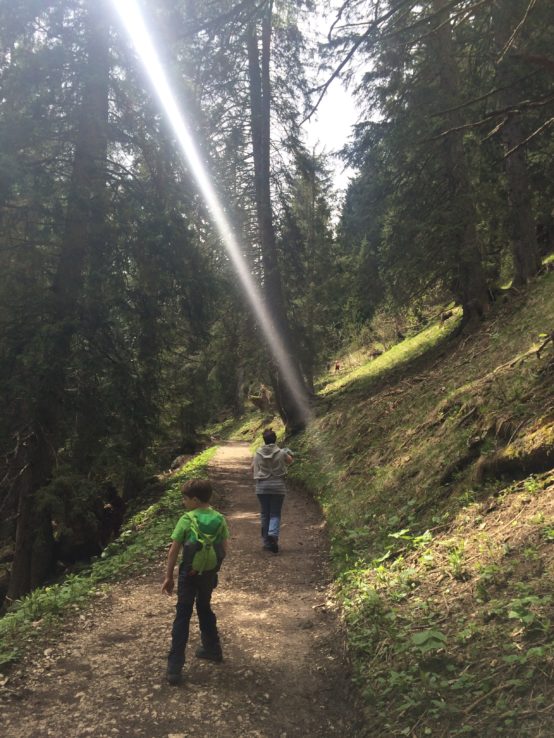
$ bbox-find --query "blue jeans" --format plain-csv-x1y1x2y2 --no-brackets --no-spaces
167,567,219,671
257,493,285,541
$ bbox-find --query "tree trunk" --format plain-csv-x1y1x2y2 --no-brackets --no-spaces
502,117,542,285
431,0,490,324
246,3,308,432
493,2,541,286
235,364,245,417
6,4,110,604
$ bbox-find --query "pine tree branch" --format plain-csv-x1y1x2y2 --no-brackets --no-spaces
503,116,554,157
497,0,538,63
429,73,539,118
429,92,554,140
305,0,490,126
180,0,267,38
403,0,493,45
302,0,418,125
328,0,354,42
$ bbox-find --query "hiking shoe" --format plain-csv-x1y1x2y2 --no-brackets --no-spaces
166,668,183,685
265,535,279,554
195,646,223,663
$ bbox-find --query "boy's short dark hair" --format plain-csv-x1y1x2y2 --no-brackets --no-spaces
182,479,212,503
262,428,277,444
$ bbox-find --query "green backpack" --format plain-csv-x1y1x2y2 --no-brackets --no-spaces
183,512,225,574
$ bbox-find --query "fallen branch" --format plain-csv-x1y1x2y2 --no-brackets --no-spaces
464,683,514,715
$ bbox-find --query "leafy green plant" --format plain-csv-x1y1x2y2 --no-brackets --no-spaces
447,542,468,581
506,595,551,634
458,489,477,507
411,629,448,653
523,476,540,495
388,528,433,549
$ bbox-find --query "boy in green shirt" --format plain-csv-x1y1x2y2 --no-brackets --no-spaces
162,479,229,685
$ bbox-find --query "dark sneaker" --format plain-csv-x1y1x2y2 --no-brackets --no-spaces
266,535,279,553
166,668,182,685
195,645,223,663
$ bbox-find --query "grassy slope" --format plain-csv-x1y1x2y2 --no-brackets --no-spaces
288,272,554,737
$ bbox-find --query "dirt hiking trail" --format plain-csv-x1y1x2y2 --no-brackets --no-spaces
1,442,364,738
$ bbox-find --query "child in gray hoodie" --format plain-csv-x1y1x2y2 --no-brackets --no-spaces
252,428,293,553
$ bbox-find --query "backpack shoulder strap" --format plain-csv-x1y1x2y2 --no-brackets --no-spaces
185,511,224,543
182,511,199,539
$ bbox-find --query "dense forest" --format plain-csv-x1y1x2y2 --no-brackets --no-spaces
1,0,552,635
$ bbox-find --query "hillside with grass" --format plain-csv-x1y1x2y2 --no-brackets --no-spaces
223,271,554,737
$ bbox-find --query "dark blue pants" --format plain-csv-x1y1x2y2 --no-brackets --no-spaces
257,493,285,541
167,567,219,671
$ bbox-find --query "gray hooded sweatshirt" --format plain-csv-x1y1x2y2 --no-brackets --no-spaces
253,444,292,493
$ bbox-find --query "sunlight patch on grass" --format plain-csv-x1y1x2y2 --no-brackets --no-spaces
319,311,462,396
206,412,283,444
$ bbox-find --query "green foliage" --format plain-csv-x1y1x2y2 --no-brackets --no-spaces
411,629,447,653
278,148,344,378
0,449,217,668
506,595,551,635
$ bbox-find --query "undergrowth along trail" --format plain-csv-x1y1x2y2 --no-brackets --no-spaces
286,272,554,737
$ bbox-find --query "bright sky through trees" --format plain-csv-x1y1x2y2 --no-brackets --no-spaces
302,3,358,193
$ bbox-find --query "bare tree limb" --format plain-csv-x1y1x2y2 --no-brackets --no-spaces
481,115,509,142
429,73,539,118
536,331,554,359
328,0,352,42
429,92,554,139
504,116,554,157
497,0,538,63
